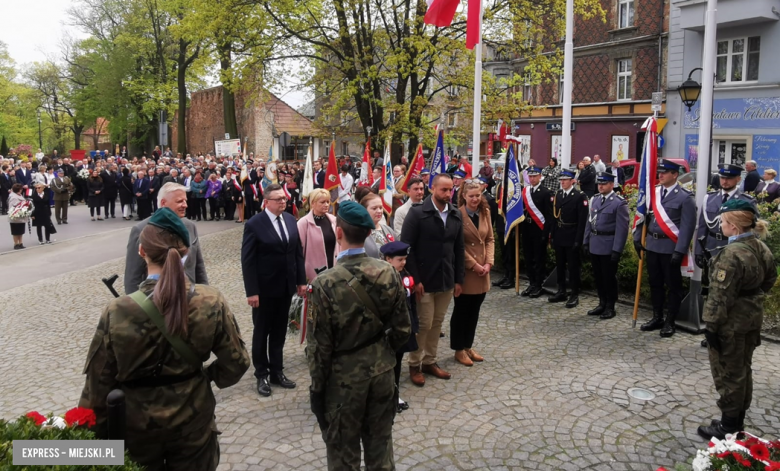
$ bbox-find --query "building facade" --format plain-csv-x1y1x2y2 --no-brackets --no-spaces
664,0,780,175
485,0,669,166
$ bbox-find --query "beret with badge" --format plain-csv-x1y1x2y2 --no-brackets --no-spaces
148,207,190,247
337,201,376,230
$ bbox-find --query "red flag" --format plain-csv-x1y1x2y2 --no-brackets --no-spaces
400,144,425,195
498,121,508,147
323,142,341,191
466,0,481,50
358,139,373,187
423,0,459,27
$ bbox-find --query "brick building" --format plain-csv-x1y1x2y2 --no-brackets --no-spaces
485,0,669,166
172,86,320,161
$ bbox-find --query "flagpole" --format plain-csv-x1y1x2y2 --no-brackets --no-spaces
632,226,647,328
560,0,574,169
470,0,484,178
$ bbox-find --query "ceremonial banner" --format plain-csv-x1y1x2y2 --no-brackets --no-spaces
400,144,425,194
301,144,314,199
358,139,373,187
503,144,525,243
429,127,447,189
323,142,341,191
379,141,394,215
632,117,658,233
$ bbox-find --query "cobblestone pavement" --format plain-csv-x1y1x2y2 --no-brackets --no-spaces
2,226,780,470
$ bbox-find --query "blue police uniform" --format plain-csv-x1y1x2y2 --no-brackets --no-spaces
583,172,629,319
633,159,696,337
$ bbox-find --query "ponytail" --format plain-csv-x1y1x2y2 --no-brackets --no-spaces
754,219,770,240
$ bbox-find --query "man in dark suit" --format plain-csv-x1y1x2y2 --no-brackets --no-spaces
15,162,32,191
163,169,181,186
577,156,597,197
548,169,588,308
148,167,162,212
134,169,152,220
313,160,325,189
241,184,306,397
100,164,118,218
521,166,554,298
0,165,12,214
743,160,760,192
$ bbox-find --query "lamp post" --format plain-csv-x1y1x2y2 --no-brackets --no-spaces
36,109,43,150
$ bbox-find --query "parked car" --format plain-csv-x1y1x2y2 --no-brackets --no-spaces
621,158,691,188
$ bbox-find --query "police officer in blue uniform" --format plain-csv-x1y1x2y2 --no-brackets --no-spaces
584,172,629,320
634,159,697,337
548,168,588,308
695,163,758,268
521,166,553,298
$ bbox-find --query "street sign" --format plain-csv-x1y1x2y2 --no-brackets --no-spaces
658,135,665,149
652,92,663,112
546,122,576,132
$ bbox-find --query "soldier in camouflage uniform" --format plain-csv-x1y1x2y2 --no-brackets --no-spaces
79,208,250,471
307,201,411,471
697,199,776,440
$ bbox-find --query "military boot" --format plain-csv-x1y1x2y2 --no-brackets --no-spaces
520,285,534,296
709,412,746,431
565,292,579,308
640,311,664,332
599,302,616,320
660,314,676,338
492,275,507,287
547,291,567,303
698,415,740,440
528,286,544,298
499,278,515,289
588,300,606,316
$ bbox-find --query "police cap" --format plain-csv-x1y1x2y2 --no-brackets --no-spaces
717,163,744,177
597,172,616,183
380,241,411,257
658,159,682,173
526,166,543,176
559,169,576,180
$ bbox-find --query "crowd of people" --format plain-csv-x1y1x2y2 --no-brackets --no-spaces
4,144,777,470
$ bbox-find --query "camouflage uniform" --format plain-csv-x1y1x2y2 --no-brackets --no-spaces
306,253,411,471
79,279,251,471
703,234,776,419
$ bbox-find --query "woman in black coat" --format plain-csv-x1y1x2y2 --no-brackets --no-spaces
119,168,134,220
87,169,104,221
31,182,54,244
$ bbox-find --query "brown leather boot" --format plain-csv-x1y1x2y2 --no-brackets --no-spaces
421,363,452,380
466,348,484,362
454,350,473,366
409,365,425,387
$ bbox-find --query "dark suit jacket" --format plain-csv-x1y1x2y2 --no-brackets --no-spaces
744,170,761,193
100,170,118,199
400,195,465,292
134,177,150,199
241,210,306,298
578,165,597,197
15,168,32,187
551,188,588,247
0,172,12,192
314,170,325,189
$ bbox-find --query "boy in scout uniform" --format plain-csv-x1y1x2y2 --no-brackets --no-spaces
633,159,697,337
695,163,757,268
548,168,588,308
306,201,411,470
583,172,629,320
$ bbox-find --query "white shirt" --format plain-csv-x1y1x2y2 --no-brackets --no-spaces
183,176,192,190
594,161,606,174
267,211,290,241
435,202,450,227
338,173,354,202
721,187,737,201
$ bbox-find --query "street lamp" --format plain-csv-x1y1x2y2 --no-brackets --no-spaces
677,68,703,111
36,109,43,150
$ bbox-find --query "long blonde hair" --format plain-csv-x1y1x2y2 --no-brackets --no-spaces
721,210,769,240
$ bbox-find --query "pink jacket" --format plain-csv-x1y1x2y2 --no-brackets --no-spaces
297,212,339,282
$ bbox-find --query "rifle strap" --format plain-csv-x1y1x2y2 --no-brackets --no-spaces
331,265,381,317
129,291,202,370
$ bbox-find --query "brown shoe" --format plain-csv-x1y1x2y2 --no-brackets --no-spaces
409,365,425,387
466,348,484,362
454,350,473,366
421,363,452,380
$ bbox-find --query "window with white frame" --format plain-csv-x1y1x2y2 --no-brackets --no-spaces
447,112,457,128
617,59,632,101
558,72,565,104
524,81,533,103
717,37,760,83
618,0,635,29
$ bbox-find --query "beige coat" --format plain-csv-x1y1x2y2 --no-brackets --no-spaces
459,205,495,295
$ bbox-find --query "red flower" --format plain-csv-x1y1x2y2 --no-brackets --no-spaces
63,407,96,428
765,462,780,471
735,453,753,467
25,411,46,426
752,443,771,461
655,468,669,471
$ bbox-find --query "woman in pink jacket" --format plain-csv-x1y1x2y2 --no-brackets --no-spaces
297,188,339,281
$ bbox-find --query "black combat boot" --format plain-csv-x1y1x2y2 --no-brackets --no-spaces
548,291,567,303
528,286,544,298
520,285,533,296
565,292,579,308
600,302,616,320
660,314,676,338
709,411,746,431
492,275,507,287
588,300,606,316
698,415,740,440
640,311,664,332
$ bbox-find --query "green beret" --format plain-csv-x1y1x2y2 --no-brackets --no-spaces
719,198,758,216
148,207,190,247
337,201,375,230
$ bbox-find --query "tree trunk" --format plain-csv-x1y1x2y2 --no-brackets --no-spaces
73,123,83,150
177,65,187,154
218,42,238,139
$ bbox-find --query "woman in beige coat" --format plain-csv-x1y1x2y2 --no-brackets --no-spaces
451,180,494,366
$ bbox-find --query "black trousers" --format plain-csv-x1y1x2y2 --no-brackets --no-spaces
193,199,206,220
554,245,581,294
450,293,487,351
186,194,195,219
394,351,404,388
244,196,256,220
224,200,236,220
208,198,220,220
522,223,547,287
137,199,152,220
0,190,8,214
502,225,517,281
252,295,293,379
36,225,51,242
646,250,684,316
591,254,619,304
103,196,116,217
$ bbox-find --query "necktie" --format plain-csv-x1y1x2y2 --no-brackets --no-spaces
276,216,288,243
722,193,729,204
662,189,667,201
601,196,605,205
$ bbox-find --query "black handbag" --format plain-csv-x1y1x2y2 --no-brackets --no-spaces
48,221,57,234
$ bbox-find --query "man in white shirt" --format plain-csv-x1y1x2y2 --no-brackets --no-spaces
393,178,425,235
592,154,607,174
337,164,353,203
181,168,194,219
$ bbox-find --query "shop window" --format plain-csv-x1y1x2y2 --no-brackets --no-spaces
717,37,760,83
618,0,635,29
617,59,632,101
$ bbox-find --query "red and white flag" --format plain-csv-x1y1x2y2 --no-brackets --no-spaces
424,0,481,50
400,143,425,195
358,139,373,187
